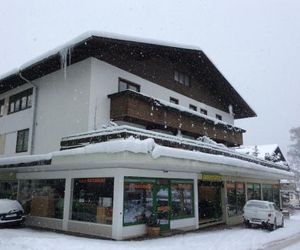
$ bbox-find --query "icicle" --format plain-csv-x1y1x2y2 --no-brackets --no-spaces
59,46,73,80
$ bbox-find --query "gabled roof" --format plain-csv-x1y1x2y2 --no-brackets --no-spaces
0,31,256,119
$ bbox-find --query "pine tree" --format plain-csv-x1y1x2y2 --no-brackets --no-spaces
288,127,300,170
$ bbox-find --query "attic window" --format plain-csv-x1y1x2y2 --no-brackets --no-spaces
216,114,222,121
174,70,190,87
118,78,140,93
170,97,179,105
189,104,197,111
200,108,207,115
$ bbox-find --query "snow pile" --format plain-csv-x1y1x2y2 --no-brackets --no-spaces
1,212,300,250
54,137,155,157
0,199,23,214
56,137,292,177
0,154,52,166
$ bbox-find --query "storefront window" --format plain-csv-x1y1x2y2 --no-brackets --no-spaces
0,180,18,199
19,179,65,219
227,182,246,217
123,178,154,225
272,184,280,207
262,184,273,201
72,178,114,224
226,182,236,217
171,180,194,219
247,183,261,200
236,183,245,215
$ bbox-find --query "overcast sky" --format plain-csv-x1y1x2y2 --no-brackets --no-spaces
1,0,299,156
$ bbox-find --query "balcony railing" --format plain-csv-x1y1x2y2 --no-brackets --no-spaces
108,90,244,146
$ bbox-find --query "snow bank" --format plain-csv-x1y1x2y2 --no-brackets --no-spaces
1,212,300,250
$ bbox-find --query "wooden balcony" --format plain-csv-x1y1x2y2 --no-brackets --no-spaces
108,90,245,146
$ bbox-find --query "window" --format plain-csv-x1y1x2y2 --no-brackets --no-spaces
0,99,4,116
170,97,179,105
247,183,261,200
200,108,207,115
174,70,190,87
16,129,29,153
171,180,194,219
189,104,197,111
19,179,65,219
0,180,18,199
72,178,114,224
216,114,222,120
123,178,154,225
226,182,246,217
118,78,140,92
8,88,33,114
262,184,273,202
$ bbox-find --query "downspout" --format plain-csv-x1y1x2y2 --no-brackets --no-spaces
19,72,38,155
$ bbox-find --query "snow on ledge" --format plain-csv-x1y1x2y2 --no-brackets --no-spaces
0,154,52,166
54,137,293,177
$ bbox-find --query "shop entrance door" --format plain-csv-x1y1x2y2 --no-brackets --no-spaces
198,181,223,224
154,184,170,230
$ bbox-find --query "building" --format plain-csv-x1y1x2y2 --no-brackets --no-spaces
0,32,292,240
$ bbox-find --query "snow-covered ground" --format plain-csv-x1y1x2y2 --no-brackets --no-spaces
1,213,300,250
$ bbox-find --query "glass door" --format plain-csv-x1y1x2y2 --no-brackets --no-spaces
155,184,170,230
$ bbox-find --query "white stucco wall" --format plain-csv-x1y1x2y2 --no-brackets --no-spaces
0,84,34,157
89,58,234,131
32,58,92,154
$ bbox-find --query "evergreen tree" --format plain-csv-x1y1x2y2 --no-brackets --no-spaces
288,127,300,170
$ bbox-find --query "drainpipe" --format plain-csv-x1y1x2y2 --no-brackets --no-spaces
19,72,38,155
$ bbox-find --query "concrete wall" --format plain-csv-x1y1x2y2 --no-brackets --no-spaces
0,84,34,157
32,58,92,154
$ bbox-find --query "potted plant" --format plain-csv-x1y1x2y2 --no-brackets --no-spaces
146,213,160,237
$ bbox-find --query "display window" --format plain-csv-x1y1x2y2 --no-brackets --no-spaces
171,179,194,219
71,178,114,225
226,182,236,217
123,177,155,225
227,182,245,217
236,183,245,215
272,184,280,207
19,179,65,219
247,183,261,200
0,180,18,199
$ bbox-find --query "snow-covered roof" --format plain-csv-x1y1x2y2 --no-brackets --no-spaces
0,136,292,179
0,31,256,119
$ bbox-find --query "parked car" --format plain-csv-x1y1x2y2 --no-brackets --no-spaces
0,199,25,226
243,200,284,231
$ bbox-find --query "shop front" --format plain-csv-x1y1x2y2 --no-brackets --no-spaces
123,177,194,231
198,174,224,225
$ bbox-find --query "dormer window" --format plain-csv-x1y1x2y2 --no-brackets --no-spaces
189,104,197,111
216,114,222,121
118,78,140,93
0,99,4,117
170,97,179,105
200,108,207,115
174,70,190,87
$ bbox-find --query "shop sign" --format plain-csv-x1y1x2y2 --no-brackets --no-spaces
0,172,16,180
79,178,106,184
201,173,222,182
